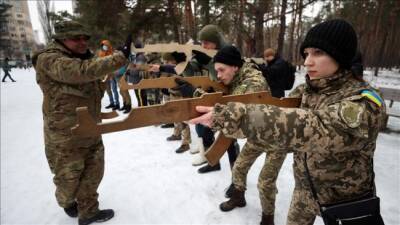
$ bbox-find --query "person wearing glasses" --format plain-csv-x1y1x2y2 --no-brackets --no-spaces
32,20,131,225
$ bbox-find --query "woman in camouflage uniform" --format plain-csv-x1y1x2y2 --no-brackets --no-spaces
190,19,387,225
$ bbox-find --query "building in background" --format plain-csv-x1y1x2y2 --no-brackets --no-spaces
0,0,36,65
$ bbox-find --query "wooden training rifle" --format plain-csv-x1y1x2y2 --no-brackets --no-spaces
119,76,228,93
71,91,301,165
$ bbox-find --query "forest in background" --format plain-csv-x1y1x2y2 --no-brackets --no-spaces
27,0,400,69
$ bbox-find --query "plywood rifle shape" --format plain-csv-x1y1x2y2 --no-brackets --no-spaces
71,91,301,165
119,75,228,93
130,42,217,75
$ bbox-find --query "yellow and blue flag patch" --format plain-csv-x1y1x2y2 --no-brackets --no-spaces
361,89,383,107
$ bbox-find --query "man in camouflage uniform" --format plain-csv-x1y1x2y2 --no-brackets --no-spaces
190,19,387,225
32,20,130,225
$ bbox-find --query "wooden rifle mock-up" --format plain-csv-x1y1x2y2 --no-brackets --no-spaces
71,91,300,165
119,75,228,94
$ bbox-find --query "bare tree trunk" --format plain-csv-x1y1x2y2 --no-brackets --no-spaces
254,0,267,57
167,0,180,42
184,0,195,41
287,0,297,62
373,0,384,75
294,0,303,65
236,0,245,53
277,0,288,56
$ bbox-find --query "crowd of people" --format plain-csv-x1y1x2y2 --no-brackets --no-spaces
31,18,386,225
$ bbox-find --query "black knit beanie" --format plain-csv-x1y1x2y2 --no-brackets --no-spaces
213,45,243,68
300,19,357,69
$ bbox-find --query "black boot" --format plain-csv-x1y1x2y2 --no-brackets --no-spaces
224,183,235,198
260,213,275,225
64,202,78,218
219,187,246,212
78,209,114,225
198,163,221,174
161,123,174,128
175,144,190,153
105,103,115,109
113,103,120,110
123,104,131,114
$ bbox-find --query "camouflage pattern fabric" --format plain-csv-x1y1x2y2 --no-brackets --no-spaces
33,40,127,219
211,70,387,223
223,62,286,215
170,93,191,145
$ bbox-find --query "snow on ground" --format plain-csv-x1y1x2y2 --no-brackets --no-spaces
1,68,399,225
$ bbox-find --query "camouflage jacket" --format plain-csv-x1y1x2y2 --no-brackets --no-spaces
212,70,387,204
194,62,269,97
33,41,127,137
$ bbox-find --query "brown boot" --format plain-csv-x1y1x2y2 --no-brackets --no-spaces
260,213,275,225
166,135,182,141
175,144,190,153
219,187,246,212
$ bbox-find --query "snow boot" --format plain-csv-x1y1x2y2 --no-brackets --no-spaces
198,163,221,173
167,134,181,141
64,201,78,217
78,209,114,225
105,103,115,109
219,187,246,212
192,141,207,166
260,213,275,225
123,104,131,114
224,183,235,198
161,123,174,128
175,144,190,153
190,136,202,154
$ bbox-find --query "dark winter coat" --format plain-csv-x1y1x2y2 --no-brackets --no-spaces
260,56,294,98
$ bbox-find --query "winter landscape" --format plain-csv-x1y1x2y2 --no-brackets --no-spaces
1,68,399,225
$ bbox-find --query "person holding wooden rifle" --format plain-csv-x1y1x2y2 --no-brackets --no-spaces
189,19,386,225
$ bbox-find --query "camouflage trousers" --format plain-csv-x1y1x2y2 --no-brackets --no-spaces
173,122,191,145
44,129,104,219
170,93,191,145
232,141,286,215
286,188,319,225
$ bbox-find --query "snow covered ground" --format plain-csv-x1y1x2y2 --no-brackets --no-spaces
1,68,399,225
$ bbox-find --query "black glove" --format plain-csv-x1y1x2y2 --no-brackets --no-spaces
192,50,211,65
161,88,170,96
171,51,187,64
117,34,132,59
205,86,215,93
172,77,195,98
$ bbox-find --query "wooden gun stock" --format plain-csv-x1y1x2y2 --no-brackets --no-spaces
119,76,228,93
71,91,300,138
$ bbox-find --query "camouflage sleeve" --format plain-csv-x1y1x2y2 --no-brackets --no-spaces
231,63,269,95
212,99,385,154
36,51,127,84
288,84,305,97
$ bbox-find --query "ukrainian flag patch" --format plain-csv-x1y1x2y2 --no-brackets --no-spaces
361,89,383,107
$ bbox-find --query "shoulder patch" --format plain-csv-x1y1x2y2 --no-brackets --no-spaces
339,101,365,128
361,89,383,107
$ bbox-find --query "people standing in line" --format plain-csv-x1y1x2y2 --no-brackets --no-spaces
32,20,131,225
190,19,387,225
2,57,16,82
260,48,296,98
98,40,120,110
